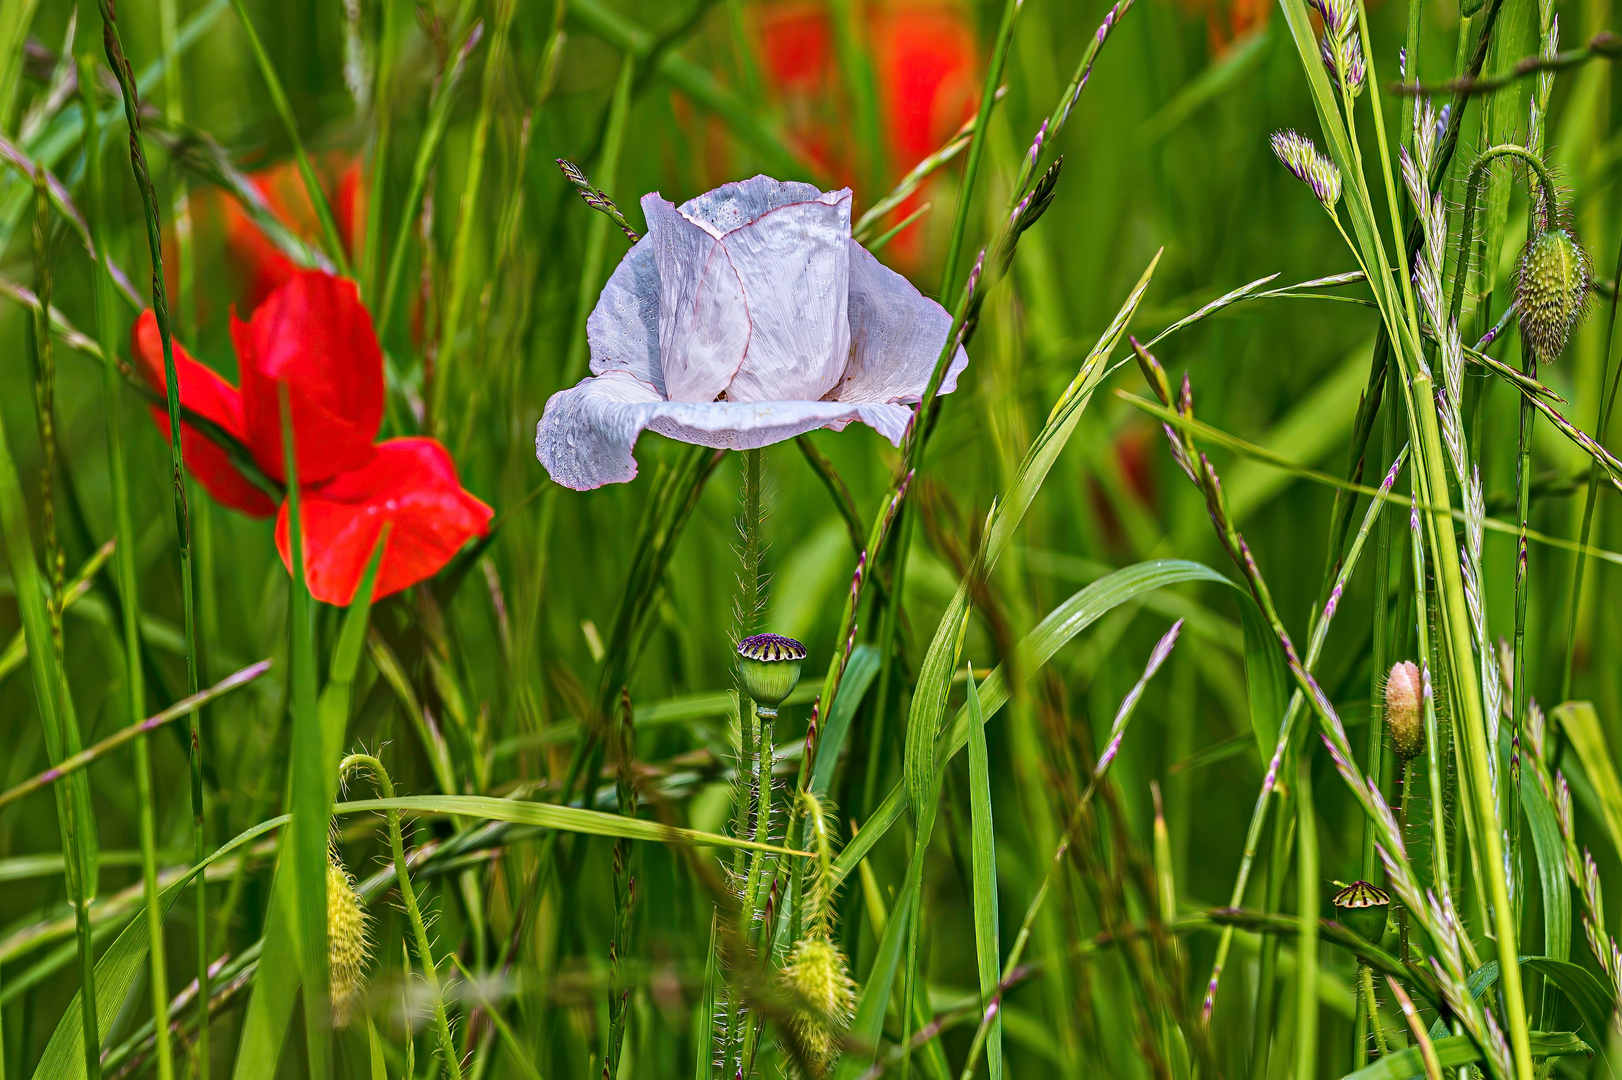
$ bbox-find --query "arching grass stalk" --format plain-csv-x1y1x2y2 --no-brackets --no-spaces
76,43,175,1080
340,754,462,1080
27,150,103,1080
93,4,214,1070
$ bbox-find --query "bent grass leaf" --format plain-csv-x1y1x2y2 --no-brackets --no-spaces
838,558,1239,885
32,816,287,1080
333,795,808,855
1339,1032,1588,1080
1553,701,1622,857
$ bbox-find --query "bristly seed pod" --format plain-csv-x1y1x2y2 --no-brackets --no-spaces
1384,660,1424,760
1331,879,1391,943
737,633,806,713
781,936,857,1079
1516,226,1591,364
328,851,372,1027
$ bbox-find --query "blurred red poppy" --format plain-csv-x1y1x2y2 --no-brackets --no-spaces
223,157,366,311
756,0,977,264
132,268,491,604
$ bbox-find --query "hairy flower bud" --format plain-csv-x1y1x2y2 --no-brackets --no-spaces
1384,661,1424,760
328,852,372,1027
1516,227,1591,364
781,936,857,1078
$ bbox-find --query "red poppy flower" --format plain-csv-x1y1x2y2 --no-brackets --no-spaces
223,157,366,312
132,313,278,518
756,1,978,264
275,439,492,606
132,268,491,604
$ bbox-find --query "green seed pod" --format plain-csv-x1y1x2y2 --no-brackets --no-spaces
1459,0,1484,18
1516,226,1591,365
1384,660,1424,761
1331,879,1391,943
737,633,806,712
328,852,372,1027
781,936,856,1078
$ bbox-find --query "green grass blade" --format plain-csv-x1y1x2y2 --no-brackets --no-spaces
1552,702,1622,856
332,795,807,855
1340,1032,1588,1080
964,666,1003,1080
30,816,286,1080
839,559,1236,884
810,643,880,796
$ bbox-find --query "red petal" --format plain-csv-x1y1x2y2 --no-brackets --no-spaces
132,311,277,517
237,269,384,485
275,438,492,605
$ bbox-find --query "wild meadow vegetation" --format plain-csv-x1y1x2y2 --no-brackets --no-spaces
0,0,1620,1075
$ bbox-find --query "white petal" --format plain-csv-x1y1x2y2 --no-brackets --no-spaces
678,175,833,237
833,240,968,404
536,371,912,490
645,195,752,403
720,190,854,404
585,235,664,393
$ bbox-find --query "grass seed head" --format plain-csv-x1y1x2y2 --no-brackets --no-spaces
1271,130,1341,210
781,936,856,1078
1384,660,1424,760
328,852,372,1027
1516,226,1591,364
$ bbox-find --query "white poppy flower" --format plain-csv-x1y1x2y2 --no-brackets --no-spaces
535,176,970,490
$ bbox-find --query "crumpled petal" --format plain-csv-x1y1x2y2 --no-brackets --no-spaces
275,437,492,605
536,370,910,490
678,175,829,235
585,235,665,393
831,239,968,404
645,196,752,403
696,185,853,404
132,310,277,518
237,269,383,485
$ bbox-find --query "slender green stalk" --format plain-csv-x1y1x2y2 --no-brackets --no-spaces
378,0,479,334
561,52,635,389
936,0,1020,303
342,755,462,1080
360,0,400,303
430,0,514,435
1561,233,1622,699
93,11,214,1076
1296,752,1317,1080
90,16,181,1070
279,385,330,1080
226,0,349,274
29,143,103,1080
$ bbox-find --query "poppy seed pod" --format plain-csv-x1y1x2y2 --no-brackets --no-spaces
1516,226,1591,364
1331,879,1391,943
1384,660,1424,760
327,853,371,1027
738,633,806,712
781,936,856,1078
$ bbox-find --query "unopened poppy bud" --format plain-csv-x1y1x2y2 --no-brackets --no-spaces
327,851,372,1027
1331,879,1391,943
1517,226,1591,364
1384,660,1424,760
737,633,806,713
781,936,856,1078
